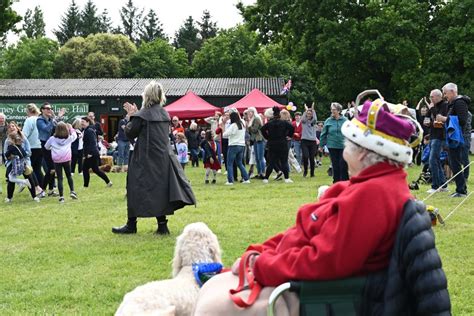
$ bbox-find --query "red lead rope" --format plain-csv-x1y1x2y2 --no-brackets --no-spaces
229,250,263,308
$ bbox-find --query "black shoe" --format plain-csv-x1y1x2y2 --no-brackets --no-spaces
274,172,283,181
205,180,210,184
156,220,170,235
112,223,137,234
211,179,216,184
303,171,308,178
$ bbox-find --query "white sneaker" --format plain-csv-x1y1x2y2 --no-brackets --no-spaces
242,180,251,184
4,198,12,203
296,168,302,173
107,182,113,188
262,179,269,184
217,169,222,174
284,178,294,183
71,172,75,176
25,179,32,189
438,187,450,192
33,197,40,202
224,182,234,186
426,189,437,194
79,172,83,175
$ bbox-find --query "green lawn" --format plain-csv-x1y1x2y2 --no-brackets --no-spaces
1,159,473,315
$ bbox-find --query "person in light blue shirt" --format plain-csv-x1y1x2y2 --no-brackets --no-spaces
22,103,44,185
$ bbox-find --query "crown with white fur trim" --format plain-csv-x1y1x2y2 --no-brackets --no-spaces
341,99,415,164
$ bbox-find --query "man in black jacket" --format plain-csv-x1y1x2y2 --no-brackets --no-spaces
437,83,469,197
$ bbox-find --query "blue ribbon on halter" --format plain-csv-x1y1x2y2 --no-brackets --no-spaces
192,262,223,287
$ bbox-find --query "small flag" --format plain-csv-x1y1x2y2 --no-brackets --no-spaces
281,79,292,95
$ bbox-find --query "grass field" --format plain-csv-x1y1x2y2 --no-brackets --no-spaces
1,158,473,315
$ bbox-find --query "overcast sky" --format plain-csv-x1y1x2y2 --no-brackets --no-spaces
7,0,256,44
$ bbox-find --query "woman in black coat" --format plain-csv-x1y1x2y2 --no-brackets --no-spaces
81,117,112,188
112,81,196,235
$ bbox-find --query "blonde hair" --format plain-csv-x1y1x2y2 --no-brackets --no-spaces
72,118,82,129
142,80,166,108
26,103,40,115
54,122,69,139
280,109,291,122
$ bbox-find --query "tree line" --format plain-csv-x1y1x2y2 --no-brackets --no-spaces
0,0,472,117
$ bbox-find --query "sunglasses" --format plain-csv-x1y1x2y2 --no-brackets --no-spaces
43,107,52,110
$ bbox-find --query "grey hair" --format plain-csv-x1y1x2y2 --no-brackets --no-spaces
442,82,458,94
142,80,166,108
331,102,343,113
0,112,5,119
190,122,198,130
247,107,262,126
344,139,406,169
430,89,442,98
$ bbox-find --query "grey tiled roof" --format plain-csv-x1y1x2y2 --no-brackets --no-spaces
0,78,285,98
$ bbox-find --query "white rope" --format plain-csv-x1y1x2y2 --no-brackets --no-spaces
443,192,473,222
422,161,473,202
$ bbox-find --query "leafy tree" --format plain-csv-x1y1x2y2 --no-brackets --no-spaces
0,0,22,44
125,39,190,78
198,10,217,41
1,37,58,78
56,33,136,78
192,26,266,77
238,0,447,105
139,9,166,43
173,16,200,63
54,0,81,45
120,0,143,43
423,0,474,103
98,9,113,33
79,0,101,37
22,6,46,39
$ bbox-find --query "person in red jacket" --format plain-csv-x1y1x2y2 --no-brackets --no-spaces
194,98,419,315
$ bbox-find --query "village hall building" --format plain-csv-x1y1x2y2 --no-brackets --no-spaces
0,78,286,141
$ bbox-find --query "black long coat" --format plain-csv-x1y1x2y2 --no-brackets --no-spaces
125,105,196,217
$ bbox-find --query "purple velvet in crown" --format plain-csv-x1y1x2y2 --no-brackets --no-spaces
357,101,414,141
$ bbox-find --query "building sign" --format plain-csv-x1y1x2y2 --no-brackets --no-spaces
0,103,89,126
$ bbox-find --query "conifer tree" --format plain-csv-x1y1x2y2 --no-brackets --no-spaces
54,0,81,45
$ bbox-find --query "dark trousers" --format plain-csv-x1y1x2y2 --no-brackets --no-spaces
328,148,349,183
265,147,289,179
83,155,110,187
301,139,317,176
40,141,55,190
448,146,467,194
30,148,44,186
54,161,74,197
5,165,36,199
71,149,83,173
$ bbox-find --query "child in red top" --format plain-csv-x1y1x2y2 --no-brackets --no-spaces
200,130,220,184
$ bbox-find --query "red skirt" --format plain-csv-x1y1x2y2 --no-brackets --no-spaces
204,160,221,170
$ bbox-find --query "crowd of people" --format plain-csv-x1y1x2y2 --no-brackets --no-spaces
0,82,471,206
0,105,112,203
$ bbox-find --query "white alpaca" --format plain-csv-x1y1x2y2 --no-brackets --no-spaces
115,222,222,316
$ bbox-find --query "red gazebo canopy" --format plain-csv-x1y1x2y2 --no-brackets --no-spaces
227,88,285,113
164,91,221,119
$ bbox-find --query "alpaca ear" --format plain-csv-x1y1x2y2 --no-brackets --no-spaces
172,235,183,277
